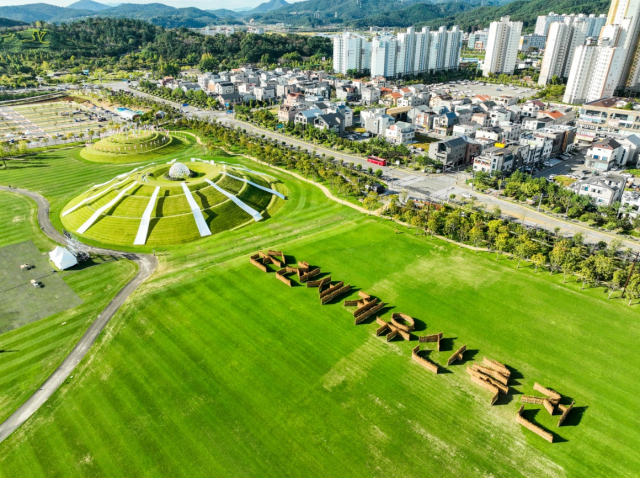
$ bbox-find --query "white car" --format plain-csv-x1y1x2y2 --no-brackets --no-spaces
549,174,556,179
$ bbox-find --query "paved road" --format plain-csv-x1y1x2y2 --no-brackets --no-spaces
105,83,640,249
0,186,157,444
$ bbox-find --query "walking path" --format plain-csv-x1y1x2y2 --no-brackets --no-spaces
0,186,157,444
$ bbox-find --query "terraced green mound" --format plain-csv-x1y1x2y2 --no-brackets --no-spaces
60,161,283,247
80,130,189,163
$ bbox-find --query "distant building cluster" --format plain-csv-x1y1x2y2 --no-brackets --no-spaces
332,26,462,78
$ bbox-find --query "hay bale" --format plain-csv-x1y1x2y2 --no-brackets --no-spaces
250,257,268,272
354,302,386,324
375,323,390,336
320,281,344,299
386,328,399,342
557,401,574,427
419,333,443,343
300,267,321,283
275,272,292,287
297,261,310,271
308,276,330,289
521,396,546,405
543,399,556,416
483,357,511,378
472,364,509,386
358,291,370,300
516,407,554,443
390,313,415,332
533,383,562,400
321,284,351,305
411,345,439,374
468,367,509,394
344,300,359,306
447,345,467,366
354,298,379,318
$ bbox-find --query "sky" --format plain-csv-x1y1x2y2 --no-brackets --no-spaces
0,0,305,9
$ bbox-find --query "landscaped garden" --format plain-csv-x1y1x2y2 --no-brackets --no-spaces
0,133,639,477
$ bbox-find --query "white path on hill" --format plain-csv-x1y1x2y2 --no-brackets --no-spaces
204,179,262,222
181,182,212,237
133,186,160,245
64,177,131,217
223,172,285,200
77,182,137,234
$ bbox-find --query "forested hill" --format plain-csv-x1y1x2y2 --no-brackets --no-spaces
0,18,333,65
0,17,27,28
253,0,609,29
416,0,611,31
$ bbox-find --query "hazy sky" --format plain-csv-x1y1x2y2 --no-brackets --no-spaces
0,0,304,8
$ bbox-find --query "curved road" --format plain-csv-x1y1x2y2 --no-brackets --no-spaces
0,186,157,444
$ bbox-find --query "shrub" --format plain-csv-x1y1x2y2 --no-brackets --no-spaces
552,207,562,213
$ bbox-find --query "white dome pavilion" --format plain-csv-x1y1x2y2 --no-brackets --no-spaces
168,162,190,179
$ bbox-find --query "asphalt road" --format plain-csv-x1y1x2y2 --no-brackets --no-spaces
104,83,640,249
0,186,158,444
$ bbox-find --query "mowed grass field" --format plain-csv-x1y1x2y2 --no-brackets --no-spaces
0,191,138,425
0,148,638,477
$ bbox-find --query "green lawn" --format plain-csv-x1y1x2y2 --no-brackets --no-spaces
0,141,638,477
0,191,138,426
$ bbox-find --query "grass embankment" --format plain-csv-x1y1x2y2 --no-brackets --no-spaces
0,191,138,425
80,134,190,163
0,146,638,476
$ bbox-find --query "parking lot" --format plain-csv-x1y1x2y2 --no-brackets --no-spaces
0,101,119,142
425,80,538,101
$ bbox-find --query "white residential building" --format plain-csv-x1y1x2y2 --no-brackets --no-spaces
385,122,416,145
534,12,568,36
519,33,546,52
563,38,599,104
333,33,366,75
570,175,626,205
469,29,490,50
483,17,523,76
371,35,398,78
539,18,590,85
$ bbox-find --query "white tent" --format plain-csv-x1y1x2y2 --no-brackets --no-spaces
49,246,78,270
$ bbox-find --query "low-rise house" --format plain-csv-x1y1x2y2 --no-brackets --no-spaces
385,122,415,145
428,136,467,168
489,108,511,127
314,113,344,135
522,116,555,131
361,108,395,135
493,95,518,106
255,86,276,102
452,121,479,137
328,103,353,127
519,132,554,167
570,175,626,206
620,191,640,218
279,105,306,124
217,93,244,106
521,99,545,117
361,87,381,106
584,138,623,171
434,112,459,136
471,112,490,128
618,134,640,167
294,109,321,128
215,82,236,95
473,145,515,174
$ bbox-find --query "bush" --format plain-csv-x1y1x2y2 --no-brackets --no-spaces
605,222,617,230
579,213,590,222
553,207,562,213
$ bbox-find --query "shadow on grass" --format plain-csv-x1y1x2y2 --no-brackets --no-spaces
439,336,456,352
522,408,568,443
560,404,587,427
458,349,479,365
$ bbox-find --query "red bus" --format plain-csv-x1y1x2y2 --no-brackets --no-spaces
367,155,387,166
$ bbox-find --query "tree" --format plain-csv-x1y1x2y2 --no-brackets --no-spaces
610,269,627,299
494,233,509,259
514,236,537,268
470,225,484,248
363,192,379,215
560,250,578,283
625,275,640,305
579,255,597,290
549,240,569,275
531,253,546,273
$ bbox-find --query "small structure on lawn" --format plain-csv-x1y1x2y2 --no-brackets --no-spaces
49,246,78,270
